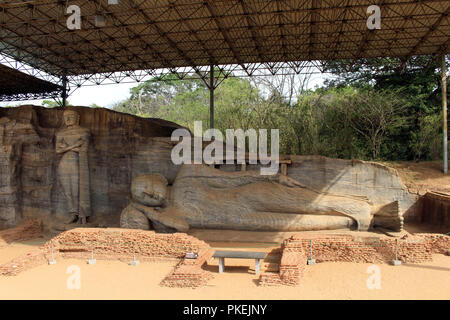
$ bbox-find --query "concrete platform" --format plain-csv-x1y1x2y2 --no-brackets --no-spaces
188,227,409,246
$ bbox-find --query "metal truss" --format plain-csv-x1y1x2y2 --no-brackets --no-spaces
1,1,448,80
1,45,331,101
0,90,63,102
66,60,328,91
0,53,64,102
0,0,448,101
0,53,62,86
1,49,329,100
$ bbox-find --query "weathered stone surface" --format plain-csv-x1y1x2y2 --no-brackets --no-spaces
119,204,150,230
1,105,420,232
420,191,450,228
56,110,91,223
0,105,184,230
0,227,212,277
122,164,404,232
286,156,419,221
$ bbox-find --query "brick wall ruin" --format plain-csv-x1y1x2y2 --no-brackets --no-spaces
0,218,42,247
0,227,214,287
1,226,448,288
50,228,210,261
160,247,215,288
259,233,450,286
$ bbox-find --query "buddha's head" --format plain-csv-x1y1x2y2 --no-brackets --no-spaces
131,174,168,207
14,106,37,124
63,109,80,127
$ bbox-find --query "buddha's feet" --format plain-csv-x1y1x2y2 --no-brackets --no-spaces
372,201,403,231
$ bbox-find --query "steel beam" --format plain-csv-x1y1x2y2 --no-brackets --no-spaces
210,64,214,129
443,55,448,174
62,74,68,107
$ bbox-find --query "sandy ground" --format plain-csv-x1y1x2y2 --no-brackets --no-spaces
382,160,450,194
0,240,449,300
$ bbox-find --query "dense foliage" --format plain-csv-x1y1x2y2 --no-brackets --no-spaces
112,56,447,161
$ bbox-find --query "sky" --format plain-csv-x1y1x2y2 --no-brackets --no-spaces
0,72,329,109
0,82,136,108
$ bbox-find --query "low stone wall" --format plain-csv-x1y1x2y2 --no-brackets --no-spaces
160,248,215,288
50,228,210,261
415,233,450,255
0,218,42,247
0,228,215,287
259,233,450,286
0,248,51,276
289,234,437,264
259,241,306,286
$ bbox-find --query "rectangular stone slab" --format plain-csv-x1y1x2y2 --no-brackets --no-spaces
213,251,266,259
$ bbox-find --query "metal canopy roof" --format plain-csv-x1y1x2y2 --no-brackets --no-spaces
0,0,449,79
0,64,62,101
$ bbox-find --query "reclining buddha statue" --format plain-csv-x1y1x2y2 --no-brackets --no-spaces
120,164,403,233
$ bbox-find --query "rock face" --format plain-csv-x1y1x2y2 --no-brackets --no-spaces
0,105,184,229
120,205,150,230
1,105,420,232
285,156,419,222
55,109,92,223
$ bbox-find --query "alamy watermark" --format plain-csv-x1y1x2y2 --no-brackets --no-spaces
66,4,381,30
66,5,81,30
367,5,381,30
66,265,81,290
171,121,280,175
366,265,381,290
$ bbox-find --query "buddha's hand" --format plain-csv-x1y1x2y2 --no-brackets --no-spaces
69,139,86,152
133,202,189,232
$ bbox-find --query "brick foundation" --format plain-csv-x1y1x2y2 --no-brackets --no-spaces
0,218,42,247
415,233,450,255
0,228,215,287
259,238,307,286
259,233,450,286
160,248,215,288
50,228,210,261
0,248,52,276
1,226,448,289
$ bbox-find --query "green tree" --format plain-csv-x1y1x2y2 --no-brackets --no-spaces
41,99,72,108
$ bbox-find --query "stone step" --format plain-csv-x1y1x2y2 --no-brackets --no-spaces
264,253,281,263
263,262,280,272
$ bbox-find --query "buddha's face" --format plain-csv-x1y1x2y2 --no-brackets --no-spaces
131,174,168,207
14,108,35,124
63,111,79,127
17,110,33,123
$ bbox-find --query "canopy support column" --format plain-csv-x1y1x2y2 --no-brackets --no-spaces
209,64,214,129
62,74,68,107
443,55,448,174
